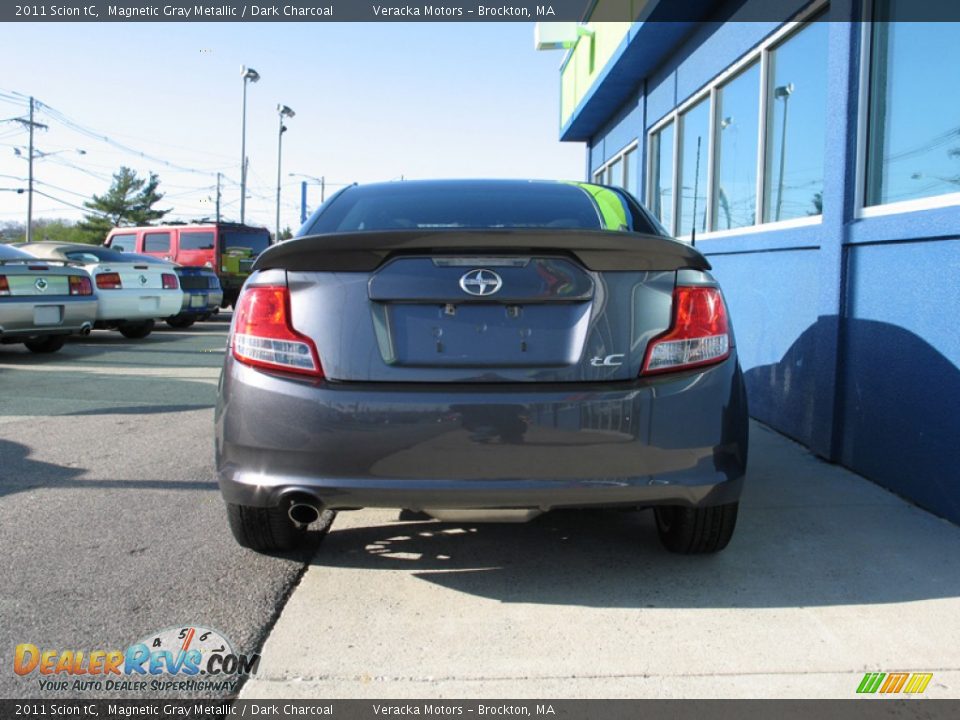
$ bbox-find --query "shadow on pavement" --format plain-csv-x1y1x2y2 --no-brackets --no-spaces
307,422,960,609
0,439,218,498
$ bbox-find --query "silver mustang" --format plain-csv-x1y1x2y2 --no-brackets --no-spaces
0,243,98,353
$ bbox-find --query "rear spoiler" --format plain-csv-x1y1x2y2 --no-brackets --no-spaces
0,259,85,268
253,229,711,273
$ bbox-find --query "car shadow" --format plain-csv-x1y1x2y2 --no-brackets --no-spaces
306,420,960,609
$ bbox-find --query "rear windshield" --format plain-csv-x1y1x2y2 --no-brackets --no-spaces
307,183,609,233
63,246,129,263
223,231,270,255
0,243,33,260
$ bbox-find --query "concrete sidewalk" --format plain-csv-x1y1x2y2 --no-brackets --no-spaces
240,421,960,698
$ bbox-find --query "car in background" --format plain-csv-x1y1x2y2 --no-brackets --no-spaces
0,243,97,353
166,264,222,328
104,223,271,308
18,242,183,339
215,180,749,556
113,253,223,329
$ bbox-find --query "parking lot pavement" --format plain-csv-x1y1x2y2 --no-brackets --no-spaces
0,318,320,700
241,422,960,699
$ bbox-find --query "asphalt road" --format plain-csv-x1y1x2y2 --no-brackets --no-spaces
0,316,315,700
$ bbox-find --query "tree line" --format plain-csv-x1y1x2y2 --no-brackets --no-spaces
2,166,170,245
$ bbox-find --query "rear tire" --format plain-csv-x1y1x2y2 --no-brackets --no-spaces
654,502,739,554
166,315,196,329
119,320,155,339
24,335,66,354
226,502,336,553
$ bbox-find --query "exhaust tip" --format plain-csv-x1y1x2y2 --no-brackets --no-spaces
79,323,92,336
288,502,320,525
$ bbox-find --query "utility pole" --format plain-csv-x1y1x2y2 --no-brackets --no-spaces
216,172,222,223
16,97,48,244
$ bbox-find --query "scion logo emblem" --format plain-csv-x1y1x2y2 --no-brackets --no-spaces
139,275,148,286
34,278,48,292
459,269,503,297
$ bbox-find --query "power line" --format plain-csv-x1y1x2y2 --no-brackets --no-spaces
32,188,111,218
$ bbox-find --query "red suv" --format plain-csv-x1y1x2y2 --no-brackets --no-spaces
104,223,271,307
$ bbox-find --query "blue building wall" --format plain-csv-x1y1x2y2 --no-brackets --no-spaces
574,0,960,524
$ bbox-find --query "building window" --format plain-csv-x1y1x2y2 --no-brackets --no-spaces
865,8,960,207
593,142,638,192
678,98,710,237
714,62,760,230
764,20,828,221
607,157,623,187
650,122,675,231
646,11,827,239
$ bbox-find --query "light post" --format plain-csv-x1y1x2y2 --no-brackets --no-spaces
275,104,295,240
774,83,794,222
288,173,325,224
239,66,260,225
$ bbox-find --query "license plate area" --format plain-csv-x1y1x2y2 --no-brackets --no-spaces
34,305,63,326
190,294,206,308
138,297,160,313
378,302,591,368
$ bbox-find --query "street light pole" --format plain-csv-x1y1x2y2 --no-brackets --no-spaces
275,104,295,241
239,66,260,225
774,83,794,222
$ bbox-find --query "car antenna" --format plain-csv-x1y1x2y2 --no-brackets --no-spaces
690,135,701,247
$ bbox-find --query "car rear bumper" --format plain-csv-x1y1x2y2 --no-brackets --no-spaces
216,353,749,511
0,296,98,338
96,291,183,322
175,289,224,316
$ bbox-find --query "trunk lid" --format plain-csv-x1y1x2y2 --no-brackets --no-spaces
95,261,171,290
270,230,704,383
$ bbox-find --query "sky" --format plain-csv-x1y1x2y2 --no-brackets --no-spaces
0,22,584,233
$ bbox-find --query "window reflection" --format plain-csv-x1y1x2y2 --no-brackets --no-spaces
867,12,960,206
714,62,760,230
651,122,675,232
679,98,710,237
765,20,828,221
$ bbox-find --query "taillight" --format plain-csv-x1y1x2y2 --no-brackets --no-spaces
69,275,93,296
162,273,179,290
232,285,322,377
96,272,122,290
642,286,731,375
0,276,9,296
